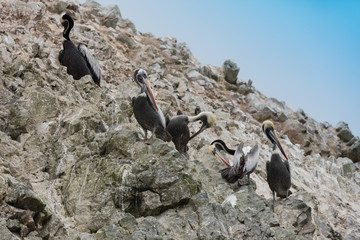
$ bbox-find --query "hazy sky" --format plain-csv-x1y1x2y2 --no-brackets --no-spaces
81,0,360,136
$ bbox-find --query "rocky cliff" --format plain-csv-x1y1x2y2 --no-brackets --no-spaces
0,0,359,239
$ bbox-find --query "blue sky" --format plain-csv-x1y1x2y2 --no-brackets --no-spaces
82,0,360,136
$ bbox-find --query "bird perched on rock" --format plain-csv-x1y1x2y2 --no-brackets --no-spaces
262,120,291,202
132,69,170,142
166,110,215,153
209,139,259,184
58,13,101,86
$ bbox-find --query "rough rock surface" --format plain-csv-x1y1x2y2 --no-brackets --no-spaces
0,0,359,239
223,59,240,84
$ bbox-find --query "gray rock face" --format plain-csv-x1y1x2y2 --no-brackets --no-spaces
336,121,355,142
223,59,240,84
200,64,219,81
113,140,200,217
0,0,359,239
343,139,360,163
103,5,122,28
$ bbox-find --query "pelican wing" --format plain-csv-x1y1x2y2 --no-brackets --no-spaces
158,108,166,129
233,143,244,168
284,160,291,174
77,43,101,86
220,143,245,183
244,144,260,175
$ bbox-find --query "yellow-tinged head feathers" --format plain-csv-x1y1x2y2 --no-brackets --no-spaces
262,120,274,133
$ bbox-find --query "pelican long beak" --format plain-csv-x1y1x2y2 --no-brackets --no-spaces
189,122,208,140
267,129,288,160
188,112,214,141
209,145,231,167
143,79,159,111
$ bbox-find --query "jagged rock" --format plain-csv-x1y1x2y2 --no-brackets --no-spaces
53,0,79,14
237,83,254,95
223,59,239,84
282,119,307,146
83,0,101,9
76,233,97,240
89,202,116,232
114,140,201,217
0,46,12,70
251,104,277,122
231,108,247,122
6,219,21,233
118,213,137,233
344,139,360,163
95,224,129,239
103,5,122,28
0,174,7,200
118,18,137,34
186,70,202,81
6,178,46,212
200,64,218,81
3,57,27,77
246,93,268,116
275,199,316,237
338,157,356,177
276,112,288,122
336,121,354,143
0,219,18,240
315,217,342,240
36,208,67,238
116,32,137,49
0,0,359,238
139,190,162,216
296,108,308,124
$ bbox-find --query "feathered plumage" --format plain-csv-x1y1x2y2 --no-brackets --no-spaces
262,120,291,201
59,14,101,86
132,69,170,142
209,140,259,184
167,111,215,153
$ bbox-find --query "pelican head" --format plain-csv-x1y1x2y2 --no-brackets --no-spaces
210,139,235,155
209,142,231,167
60,13,74,41
189,112,215,140
133,69,147,87
133,69,159,111
262,120,288,160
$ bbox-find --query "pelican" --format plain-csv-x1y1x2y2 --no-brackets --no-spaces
209,139,259,184
262,120,291,202
166,111,215,153
58,14,101,86
132,69,170,142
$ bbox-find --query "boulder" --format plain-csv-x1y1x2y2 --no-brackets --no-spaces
344,139,360,163
251,105,277,122
186,70,202,81
53,0,79,14
336,121,354,143
113,140,201,217
103,5,122,28
6,178,46,212
200,64,218,81
282,119,307,146
223,59,239,84
0,220,18,240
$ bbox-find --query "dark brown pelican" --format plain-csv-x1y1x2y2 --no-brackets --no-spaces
132,69,170,142
209,139,259,184
166,111,215,153
262,120,291,201
58,14,101,86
